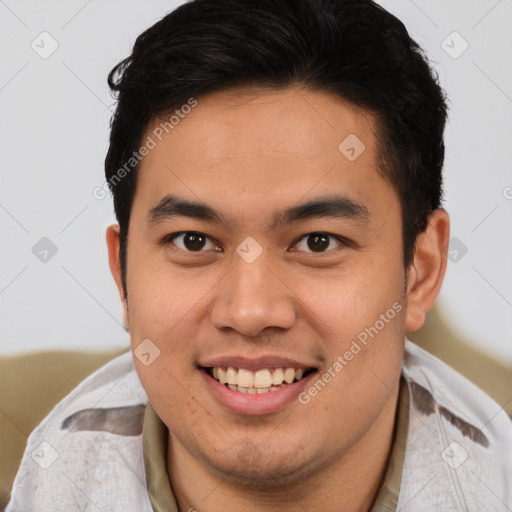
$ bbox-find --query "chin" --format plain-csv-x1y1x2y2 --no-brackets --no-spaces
200,439,324,490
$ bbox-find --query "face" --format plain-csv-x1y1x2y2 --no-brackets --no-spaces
109,87,410,487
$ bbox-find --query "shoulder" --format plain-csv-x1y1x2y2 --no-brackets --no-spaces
397,340,512,510
6,351,152,512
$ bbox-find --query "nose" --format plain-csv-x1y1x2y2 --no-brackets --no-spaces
210,254,297,338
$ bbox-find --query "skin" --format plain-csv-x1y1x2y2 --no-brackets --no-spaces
106,86,449,511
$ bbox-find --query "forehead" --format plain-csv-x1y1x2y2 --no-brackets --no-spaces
133,87,396,226
144,87,374,158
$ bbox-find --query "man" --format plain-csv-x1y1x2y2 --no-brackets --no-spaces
7,0,512,510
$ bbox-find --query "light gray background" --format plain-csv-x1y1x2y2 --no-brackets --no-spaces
1,0,511,363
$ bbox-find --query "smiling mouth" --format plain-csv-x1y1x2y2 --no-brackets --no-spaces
203,366,318,394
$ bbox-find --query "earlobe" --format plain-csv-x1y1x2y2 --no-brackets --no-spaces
106,224,129,330
405,209,450,333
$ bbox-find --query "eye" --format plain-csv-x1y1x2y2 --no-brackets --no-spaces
292,232,344,253
164,232,221,252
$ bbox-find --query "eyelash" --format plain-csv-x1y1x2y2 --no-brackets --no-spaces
161,231,348,255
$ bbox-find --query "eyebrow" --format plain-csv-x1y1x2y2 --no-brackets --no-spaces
147,193,370,230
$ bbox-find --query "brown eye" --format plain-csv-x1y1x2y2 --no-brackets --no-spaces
293,233,343,253
166,232,219,252
182,232,206,251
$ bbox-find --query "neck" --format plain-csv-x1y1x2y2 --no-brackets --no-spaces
167,392,398,512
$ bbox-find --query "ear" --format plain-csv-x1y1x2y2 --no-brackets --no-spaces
405,209,450,332
106,224,129,331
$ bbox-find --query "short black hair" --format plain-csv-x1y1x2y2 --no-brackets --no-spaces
105,0,448,299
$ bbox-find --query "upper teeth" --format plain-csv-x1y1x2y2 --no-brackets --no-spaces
212,366,306,388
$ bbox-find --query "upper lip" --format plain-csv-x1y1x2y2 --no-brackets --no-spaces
198,355,317,371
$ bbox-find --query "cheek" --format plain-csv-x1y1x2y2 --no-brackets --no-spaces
298,289,405,435
297,252,405,339
126,251,207,343
294,253,406,405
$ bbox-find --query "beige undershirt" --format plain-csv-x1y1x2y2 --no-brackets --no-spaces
143,378,409,512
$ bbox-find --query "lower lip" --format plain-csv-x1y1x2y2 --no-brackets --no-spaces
200,369,316,415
